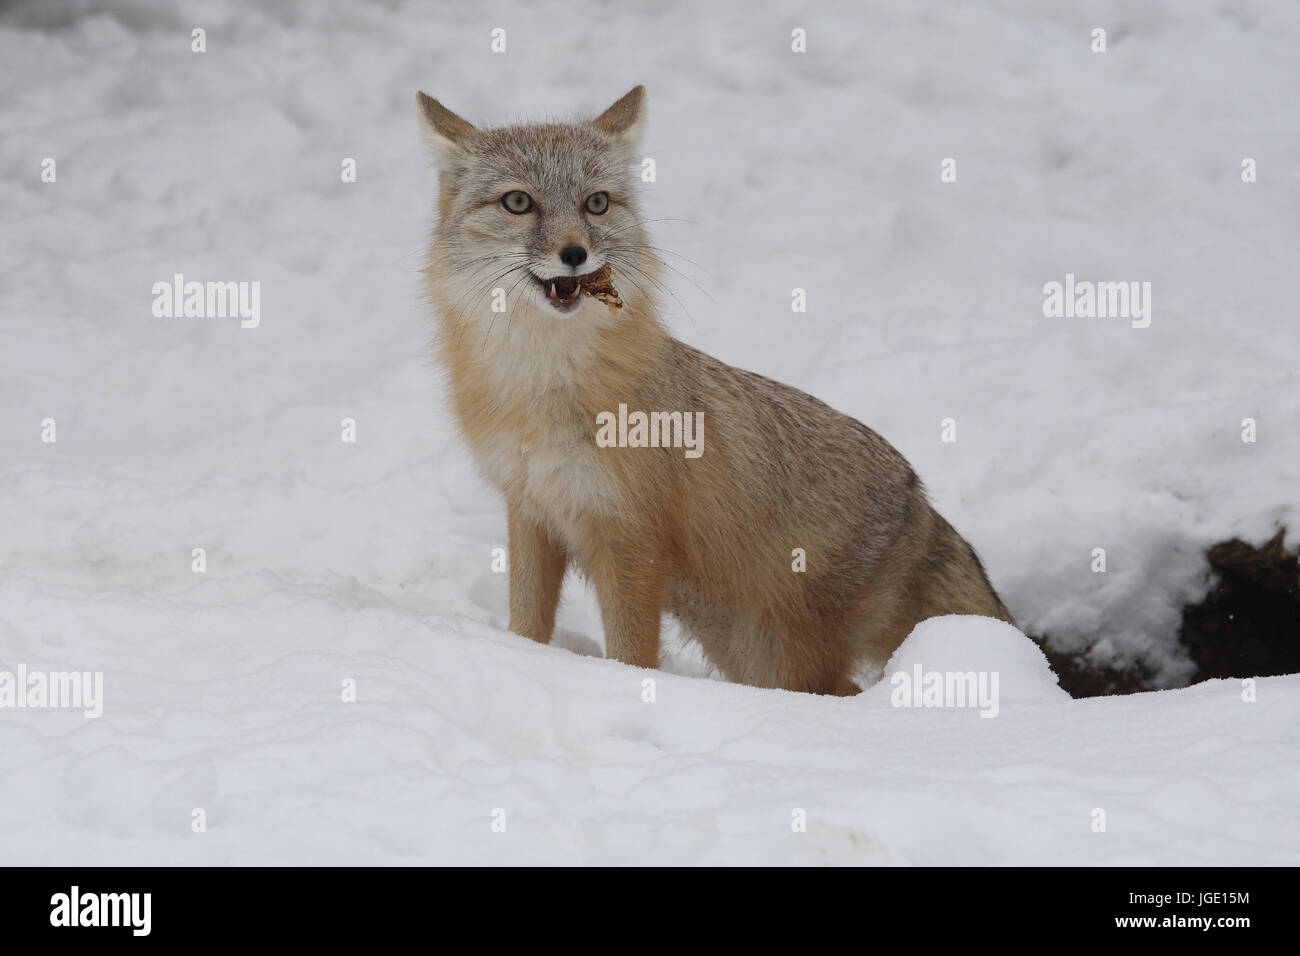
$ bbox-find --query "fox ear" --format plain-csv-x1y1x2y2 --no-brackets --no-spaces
591,85,646,146
416,91,476,166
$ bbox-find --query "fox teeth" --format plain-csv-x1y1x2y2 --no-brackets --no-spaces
549,282,556,297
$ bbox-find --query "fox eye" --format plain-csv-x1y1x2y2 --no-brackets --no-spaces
501,190,533,214
584,191,610,215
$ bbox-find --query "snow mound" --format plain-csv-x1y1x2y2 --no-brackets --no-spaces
880,615,1068,704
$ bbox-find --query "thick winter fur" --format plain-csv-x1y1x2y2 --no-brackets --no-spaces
418,86,1012,695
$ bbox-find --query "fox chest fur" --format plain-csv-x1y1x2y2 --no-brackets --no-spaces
458,381,620,544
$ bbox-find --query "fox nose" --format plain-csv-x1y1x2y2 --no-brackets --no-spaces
559,245,588,269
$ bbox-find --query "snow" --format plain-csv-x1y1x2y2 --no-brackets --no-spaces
884,615,1068,706
1,0,1298,864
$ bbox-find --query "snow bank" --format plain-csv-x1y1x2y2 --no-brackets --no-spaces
3,585,1295,864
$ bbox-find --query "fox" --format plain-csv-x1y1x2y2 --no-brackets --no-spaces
417,85,1013,695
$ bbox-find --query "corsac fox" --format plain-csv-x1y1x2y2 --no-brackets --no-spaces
418,85,1012,695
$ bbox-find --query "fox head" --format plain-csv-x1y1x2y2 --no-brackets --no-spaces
417,86,656,323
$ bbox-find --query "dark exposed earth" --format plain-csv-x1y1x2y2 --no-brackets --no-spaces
1037,529,1300,697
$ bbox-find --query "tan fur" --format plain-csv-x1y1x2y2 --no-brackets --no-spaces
417,86,1013,695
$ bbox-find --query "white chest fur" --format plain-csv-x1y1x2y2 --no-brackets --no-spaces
469,417,617,544
447,297,621,541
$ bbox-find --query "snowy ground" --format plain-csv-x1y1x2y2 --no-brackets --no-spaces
1,0,1297,864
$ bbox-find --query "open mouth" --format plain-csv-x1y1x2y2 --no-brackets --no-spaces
532,273,586,314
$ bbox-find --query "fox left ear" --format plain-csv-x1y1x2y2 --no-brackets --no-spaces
416,91,477,167
591,85,646,147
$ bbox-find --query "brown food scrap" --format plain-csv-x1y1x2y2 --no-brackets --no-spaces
578,265,624,314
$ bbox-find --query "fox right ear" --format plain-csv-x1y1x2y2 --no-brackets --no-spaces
591,85,646,147
416,92,476,166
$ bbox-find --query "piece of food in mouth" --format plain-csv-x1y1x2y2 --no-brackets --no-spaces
577,265,624,314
